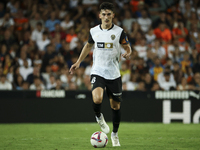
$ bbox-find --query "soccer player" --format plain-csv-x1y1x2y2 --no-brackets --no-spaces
69,2,132,147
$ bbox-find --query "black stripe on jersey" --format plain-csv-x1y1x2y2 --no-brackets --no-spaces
119,30,129,45
88,32,94,44
99,24,114,31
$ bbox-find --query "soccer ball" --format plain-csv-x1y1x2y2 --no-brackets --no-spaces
90,131,108,148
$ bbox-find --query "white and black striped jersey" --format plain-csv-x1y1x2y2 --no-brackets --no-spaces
88,24,129,80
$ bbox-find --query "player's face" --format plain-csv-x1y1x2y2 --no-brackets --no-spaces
99,9,114,27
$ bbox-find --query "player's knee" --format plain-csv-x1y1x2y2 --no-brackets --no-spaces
111,104,120,110
93,95,103,104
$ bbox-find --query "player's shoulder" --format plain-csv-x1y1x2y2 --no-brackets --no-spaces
112,24,124,34
90,25,101,32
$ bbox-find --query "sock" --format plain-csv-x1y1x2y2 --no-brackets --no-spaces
93,102,101,118
112,109,121,133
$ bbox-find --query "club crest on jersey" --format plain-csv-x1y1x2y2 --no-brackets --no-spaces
111,34,115,40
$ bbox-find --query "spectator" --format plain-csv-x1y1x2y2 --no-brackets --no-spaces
45,11,60,32
65,27,77,43
122,10,136,33
31,22,44,42
29,12,44,30
193,53,200,73
19,59,33,81
151,39,166,60
3,54,13,75
157,67,176,91
120,61,130,83
145,28,156,45
60,14,74,31
0,2,5,18
137,9,152,33
134,38,148,61
1,29,16,50
180,51,193,74
149,57,164,81
136,81,146,91
14,74,24,90
29,77,45,90
192,72,200,91
177,77,194,91
153,11,170,29
18,48,32,67
50,24,66,40
36,31,50,56
154,22,172,43
26,66,45,85
21,81,30,90
0,44,8,65
189,24,200,48
151,81,161,91
0,74,12,90
172,21,188,43
46,74,56,89
144,73,154,91
0,12,14,30
59,5,68,20
51,78,65,90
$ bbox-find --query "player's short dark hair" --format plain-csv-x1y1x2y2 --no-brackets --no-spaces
100,2,114,12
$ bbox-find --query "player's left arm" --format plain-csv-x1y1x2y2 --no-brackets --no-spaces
120,30,132,59
121,43,132,59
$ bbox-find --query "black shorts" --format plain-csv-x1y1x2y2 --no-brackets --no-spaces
90,74,122,102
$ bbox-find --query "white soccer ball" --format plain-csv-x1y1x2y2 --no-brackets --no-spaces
90,131,108,148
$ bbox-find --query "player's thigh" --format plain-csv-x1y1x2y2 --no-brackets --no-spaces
106,77,122,103
92,87,104,104
91,75,105,104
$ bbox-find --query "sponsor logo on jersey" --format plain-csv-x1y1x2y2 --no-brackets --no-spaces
111,34,115,40
97,42,113,49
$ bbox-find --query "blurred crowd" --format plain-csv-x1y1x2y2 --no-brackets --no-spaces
0,0,200,91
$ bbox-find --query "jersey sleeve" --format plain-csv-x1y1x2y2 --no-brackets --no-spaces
119,30,129,45
88,31,95,44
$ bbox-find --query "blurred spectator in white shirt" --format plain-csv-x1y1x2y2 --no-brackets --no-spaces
157,67,176,91
0,12,14,30
36,31,50,56
134,38,148,61
60,14,74,32
0,74,12,90
137,9,152,33
19,60,33,81
29,77,45,90
46,74,56,89
31,22,44,42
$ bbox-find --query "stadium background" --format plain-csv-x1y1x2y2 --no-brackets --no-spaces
0,1,200,149
0,0,200,91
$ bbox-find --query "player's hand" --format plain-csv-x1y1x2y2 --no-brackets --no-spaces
69,62,80,74
122,52,131,59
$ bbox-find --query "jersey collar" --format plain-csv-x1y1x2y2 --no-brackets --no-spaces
99,24,114,31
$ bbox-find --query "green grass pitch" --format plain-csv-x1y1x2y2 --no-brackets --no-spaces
0,123,199,150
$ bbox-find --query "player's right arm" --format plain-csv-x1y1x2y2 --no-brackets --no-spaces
69,42,93,74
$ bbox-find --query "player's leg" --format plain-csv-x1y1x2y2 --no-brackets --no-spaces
110,98,121,133
92,87,104,117
105,77,122,146
110,98,121,146
91,75,110,134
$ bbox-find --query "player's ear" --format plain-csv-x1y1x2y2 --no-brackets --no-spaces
99,13,101,19
112,13,115,19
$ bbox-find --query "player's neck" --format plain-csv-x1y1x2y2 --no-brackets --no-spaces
101,23,113,30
